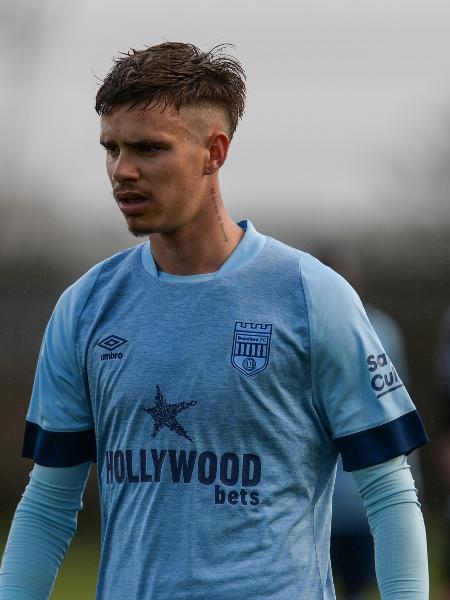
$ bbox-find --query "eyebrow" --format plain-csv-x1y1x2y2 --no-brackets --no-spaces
99,138,168,149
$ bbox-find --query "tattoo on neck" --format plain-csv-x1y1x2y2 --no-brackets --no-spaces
210,187,229,243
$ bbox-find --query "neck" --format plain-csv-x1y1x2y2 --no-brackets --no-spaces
149,187,244,276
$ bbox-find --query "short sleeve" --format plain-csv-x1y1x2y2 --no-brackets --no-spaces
22,265,102,467
301,253,428,471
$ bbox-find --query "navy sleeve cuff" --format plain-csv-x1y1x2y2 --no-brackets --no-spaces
335,410,429,471
22,420,97,467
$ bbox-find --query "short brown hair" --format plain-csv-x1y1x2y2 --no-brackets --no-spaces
95,42,246,139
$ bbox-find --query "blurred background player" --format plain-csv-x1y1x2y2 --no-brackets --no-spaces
434,308,450,600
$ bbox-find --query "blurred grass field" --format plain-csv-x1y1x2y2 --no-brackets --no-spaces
50,529,99,600
0,516,448,598
0,515,100,600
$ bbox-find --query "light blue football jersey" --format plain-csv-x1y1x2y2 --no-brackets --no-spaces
23,220,428,600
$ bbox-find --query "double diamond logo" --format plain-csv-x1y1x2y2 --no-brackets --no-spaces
98,335,128,351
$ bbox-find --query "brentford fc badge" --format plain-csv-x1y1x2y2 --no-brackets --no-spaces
231,321,272,377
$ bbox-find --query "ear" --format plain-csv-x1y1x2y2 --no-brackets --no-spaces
204,131,230,175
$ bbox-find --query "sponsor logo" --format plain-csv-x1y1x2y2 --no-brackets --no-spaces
143,385,197,443
98,335,128,351
231,322,272,376
104,448,261,506
366,352,404,399
100,351,124,361
106,385,262,506
98,335,128,361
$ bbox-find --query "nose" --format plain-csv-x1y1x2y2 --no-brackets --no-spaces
110,152,139,183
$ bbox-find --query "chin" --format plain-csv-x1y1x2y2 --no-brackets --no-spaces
125,216,160,238
128,227,150,238
125,215,186,237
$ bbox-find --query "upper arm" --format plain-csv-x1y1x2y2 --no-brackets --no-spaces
300,253,428,471
23,265,102,467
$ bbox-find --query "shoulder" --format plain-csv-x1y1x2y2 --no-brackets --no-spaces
264,235,302,259
265,237,354,294
293,251,372,356
53,244,144,324
259,237,359,318
299,251,358,299
297,251,362,323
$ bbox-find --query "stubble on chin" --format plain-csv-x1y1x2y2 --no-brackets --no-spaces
127,223,150,238
121,214,154,238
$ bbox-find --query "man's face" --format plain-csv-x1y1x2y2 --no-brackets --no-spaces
100,102,215,237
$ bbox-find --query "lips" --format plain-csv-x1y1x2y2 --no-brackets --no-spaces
115,191,147,202
115,191,149,215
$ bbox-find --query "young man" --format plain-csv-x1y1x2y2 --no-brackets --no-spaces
0,42,429,599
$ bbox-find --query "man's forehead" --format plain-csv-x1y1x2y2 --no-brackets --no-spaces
100,102,185,138
100,101,228,141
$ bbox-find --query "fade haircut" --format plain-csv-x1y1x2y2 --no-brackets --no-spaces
95,42,246,139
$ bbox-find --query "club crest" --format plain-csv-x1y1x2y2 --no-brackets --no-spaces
231,322,272,377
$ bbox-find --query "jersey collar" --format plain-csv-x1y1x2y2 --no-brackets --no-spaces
140,220,267,283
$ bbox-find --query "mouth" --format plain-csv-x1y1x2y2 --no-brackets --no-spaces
115,191,150,216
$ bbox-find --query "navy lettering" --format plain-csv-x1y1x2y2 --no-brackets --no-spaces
104,448,262,505
384,372,394,386
114,450,125,483
242,454,261,486
126,449,139,483
250,491,260,506
198,451,217,485
215,485,225,504
151,449,167,482
100,352,124,361
367,355,378,372
377,353,388,367
140,450,152,482
105,450,114,484
220,453,239,486
169,449,197,483
228,490,239,505
371,374,384,392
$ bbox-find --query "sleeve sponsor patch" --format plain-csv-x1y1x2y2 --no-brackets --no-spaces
366,352,404,399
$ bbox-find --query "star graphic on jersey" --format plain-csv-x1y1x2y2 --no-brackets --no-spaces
142,385,197,443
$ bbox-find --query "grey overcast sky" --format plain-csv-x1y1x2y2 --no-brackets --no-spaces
3,0,450,241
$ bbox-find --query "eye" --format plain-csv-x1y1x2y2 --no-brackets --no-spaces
135,143,160,154
103,144,119,155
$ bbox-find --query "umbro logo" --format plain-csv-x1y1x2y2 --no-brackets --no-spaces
99,335,128,350
98,335,128,361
